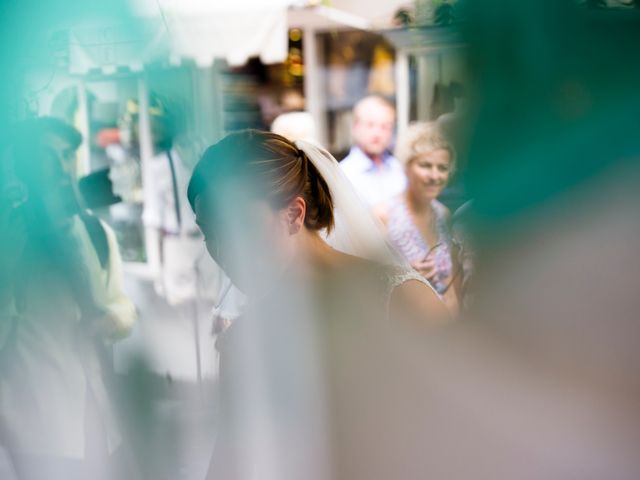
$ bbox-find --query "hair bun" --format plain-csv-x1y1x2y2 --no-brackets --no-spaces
298,148,334,232
188,130,334,233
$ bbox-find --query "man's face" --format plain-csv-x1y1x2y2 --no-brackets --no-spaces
45,133,77,178
32,138,80,228
352,101,395,157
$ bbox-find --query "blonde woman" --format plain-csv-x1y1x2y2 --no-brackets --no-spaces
376,122,460,311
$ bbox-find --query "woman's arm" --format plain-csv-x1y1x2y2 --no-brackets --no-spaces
390,279,451,326
449,239,464,299
441,204,461,313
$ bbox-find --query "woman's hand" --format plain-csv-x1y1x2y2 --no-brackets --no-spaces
411,258,438,283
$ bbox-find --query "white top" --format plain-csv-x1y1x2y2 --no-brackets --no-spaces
339,146,406,207
0,217,136,458
142,148,198,236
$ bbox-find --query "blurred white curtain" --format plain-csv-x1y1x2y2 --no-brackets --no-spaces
68,0,303,74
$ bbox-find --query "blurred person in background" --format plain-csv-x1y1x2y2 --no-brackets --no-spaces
280,89,306,113
0,142,28,332
140,95,244,381
0,118,136,480
450,199,474,310
36,116,84,178
397,1,640,479
140,94,201,306
11,117,136,335
271,111,318,144
435,81,471,213
0,139,29,479
340,95,406,206
187,130,448,480
140,95,235,308
376,122,461,312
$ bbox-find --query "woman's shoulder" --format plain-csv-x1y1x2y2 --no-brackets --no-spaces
387,268,450,324
353,262,427,299
316,249,448,318
322,254,406,295
328,251,385,280
379,264,425,289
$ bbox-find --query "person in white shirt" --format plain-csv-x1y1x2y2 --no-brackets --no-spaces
143,144,203,305
1,118,136,480
339,95,406,207
140,98,231,310
140,98,245,381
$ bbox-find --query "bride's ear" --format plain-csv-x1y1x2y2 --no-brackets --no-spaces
286,197,306,235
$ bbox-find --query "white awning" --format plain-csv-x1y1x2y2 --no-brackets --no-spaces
69,0,300,74
67,0,371,75
287,4,371,31
162,9,289,67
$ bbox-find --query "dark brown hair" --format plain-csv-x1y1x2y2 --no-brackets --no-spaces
188,130,334,232
35,116,83,150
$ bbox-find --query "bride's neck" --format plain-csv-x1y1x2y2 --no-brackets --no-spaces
288,228,363,285
299,229,338,267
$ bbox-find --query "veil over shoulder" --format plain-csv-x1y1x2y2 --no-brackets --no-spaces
294,140,405,267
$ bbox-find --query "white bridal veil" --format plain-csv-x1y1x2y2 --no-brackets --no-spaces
294,139,405,267
211,139,405,318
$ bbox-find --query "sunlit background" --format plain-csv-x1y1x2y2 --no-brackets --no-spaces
1,1,639,479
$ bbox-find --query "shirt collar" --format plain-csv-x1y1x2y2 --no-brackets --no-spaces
350,146,394,173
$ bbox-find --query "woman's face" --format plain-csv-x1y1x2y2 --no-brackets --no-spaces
406,149,452,201
194,188,297,295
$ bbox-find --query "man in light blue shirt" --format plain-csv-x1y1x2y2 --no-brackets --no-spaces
340,95,406,207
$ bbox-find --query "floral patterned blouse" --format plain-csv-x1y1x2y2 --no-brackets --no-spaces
386,198,454,294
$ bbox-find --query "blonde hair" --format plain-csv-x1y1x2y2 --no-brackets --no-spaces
395,122,456,173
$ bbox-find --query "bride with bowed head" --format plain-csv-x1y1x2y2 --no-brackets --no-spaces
187,129,449,479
